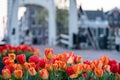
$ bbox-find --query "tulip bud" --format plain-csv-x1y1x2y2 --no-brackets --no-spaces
39,69,49,79
8,53,16,60
52,63,58,71
70,74,78,79
94,68,103,77
2,69,11,79
28,67,37,76
17,54,26,64
45,48,54,60
14,70,23,79
83,64,91,72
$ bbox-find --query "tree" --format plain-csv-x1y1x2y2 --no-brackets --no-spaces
56,7,68,34
36,9,48,25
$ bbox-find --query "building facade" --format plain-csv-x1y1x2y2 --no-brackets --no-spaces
19,6,48,45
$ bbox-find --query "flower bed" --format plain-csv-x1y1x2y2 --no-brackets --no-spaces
0,46,120,80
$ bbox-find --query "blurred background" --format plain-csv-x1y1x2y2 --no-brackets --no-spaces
0,0,120,52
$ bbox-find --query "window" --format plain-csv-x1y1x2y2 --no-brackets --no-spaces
32,30,36,35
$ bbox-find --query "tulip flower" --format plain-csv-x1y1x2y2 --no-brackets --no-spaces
2,69,11,79
66,66,74,75
14,69,23,79
2,56,9,64
110,64,119,73
38,59,46,68
14,64,22,70
2,57,14,65
83,64,91,72
100,56,109,66
103,65,110,72
8,53,16,60
108,60,117,66
3,65,14,73
28,67,37,76
56,60,66,70
70,74,78,79
67,56,74,64
17,54,26,64
24,62,30,70
74,56,82,63
94,68,103,77
45,63,53,71
84,60,91,65
45,48,54,60
39,69,49,79
29,55,39,64
72,64,83,74
118,63,120,74
52,63,58,71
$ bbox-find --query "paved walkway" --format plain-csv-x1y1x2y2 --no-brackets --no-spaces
34,45,120,62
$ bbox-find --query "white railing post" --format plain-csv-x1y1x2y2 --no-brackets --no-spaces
69,0,78,48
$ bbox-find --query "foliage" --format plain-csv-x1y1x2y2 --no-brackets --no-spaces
36,9,48,25
56,8,68,34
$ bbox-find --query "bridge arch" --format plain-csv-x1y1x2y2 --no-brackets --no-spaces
8,0,56,45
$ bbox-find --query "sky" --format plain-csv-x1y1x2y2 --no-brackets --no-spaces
0,0,7,41
55,0,120,11
0,0,120,40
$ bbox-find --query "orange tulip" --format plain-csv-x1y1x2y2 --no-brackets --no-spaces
83,64,91,72
74,56,82,63
70,74,78,79
29,62,36,68
90,63,96,71
52,63,58,71
103,65,110,72
100,56,109,65
45,48,54,60
92,60,103,68
94,68,103,77
28,67,37,76
2,69,11,79
73,64,83,74
8,53,16,60
24,62,30,70
39,69,49,79
14,64,22,70
116,73,120,78
56,61,66,70
14,70,23,79
45,64,53,71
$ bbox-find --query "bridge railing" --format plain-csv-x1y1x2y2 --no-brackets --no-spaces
56,34,69,47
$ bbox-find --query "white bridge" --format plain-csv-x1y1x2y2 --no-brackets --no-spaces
7,0,78,48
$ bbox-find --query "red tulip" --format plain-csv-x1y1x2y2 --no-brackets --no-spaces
110,64,119,73
29,55,39,64
84,60,91,65
108,60,117,66
38,59,46,68
66,66,74,75
118,63,120,74
17,54,26,64
3,65,14,73
2,57,9,64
